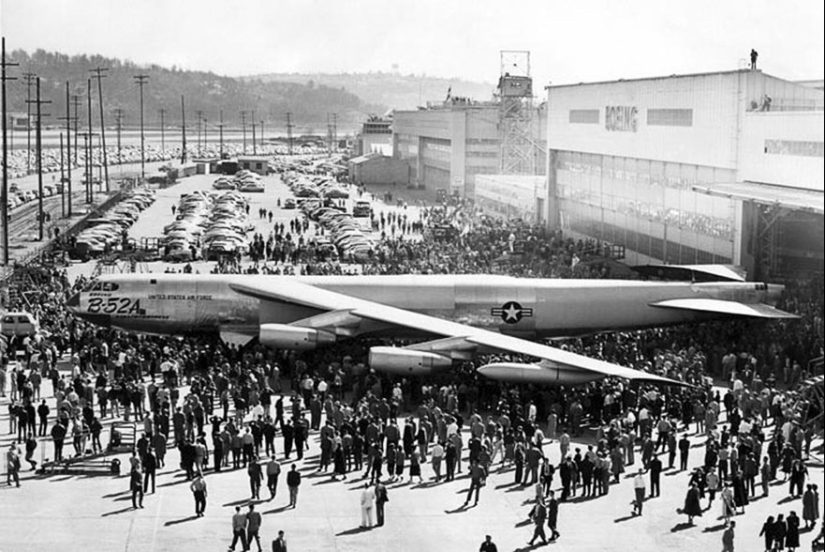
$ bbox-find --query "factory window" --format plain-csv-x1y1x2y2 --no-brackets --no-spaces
764,140,824,158
569,110,600,124
647,109,693,127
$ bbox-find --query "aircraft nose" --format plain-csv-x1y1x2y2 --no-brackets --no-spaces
66,292,80,310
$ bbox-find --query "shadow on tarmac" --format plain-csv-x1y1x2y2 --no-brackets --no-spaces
702,522,727,532
335,525,373,536
101,506,136,517
164,515,200,526
670,521,696,532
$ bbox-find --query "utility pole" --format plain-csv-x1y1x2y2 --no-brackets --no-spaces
91,66,110,193
71,94,82,165
59,133,65,217
134,74,149,180
286,112,293,156
332,113,338,153
1,37,19,265
86,78,94,202
22,71,35,174
180,95,187,164
26,77,51,241
158,107,167,155
57,82,75,217
203,115,208,153
241,111,248,154
251,110,257,155
195,110,203,154
218,109,225,158
114,108,124,167
260,119,265,151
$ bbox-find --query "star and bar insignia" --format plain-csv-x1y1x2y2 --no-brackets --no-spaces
491,301,533,324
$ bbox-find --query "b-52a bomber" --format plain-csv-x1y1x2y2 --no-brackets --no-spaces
67,269,794,387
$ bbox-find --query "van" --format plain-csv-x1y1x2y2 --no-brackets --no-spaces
0,312,40,338
353,201,371,217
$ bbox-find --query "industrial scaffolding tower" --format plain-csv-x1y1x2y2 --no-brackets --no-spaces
498,50,536,175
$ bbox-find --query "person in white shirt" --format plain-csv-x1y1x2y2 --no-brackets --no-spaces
360,482,375,528
633,469,646,515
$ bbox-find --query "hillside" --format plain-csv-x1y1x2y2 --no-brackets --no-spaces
249,72,497,111
4,49,380,132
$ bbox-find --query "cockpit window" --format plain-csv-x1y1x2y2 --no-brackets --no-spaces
85,281,119,292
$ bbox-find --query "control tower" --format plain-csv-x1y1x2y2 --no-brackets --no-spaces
497,51,536,175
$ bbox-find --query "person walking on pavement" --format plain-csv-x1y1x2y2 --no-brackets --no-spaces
246,504,263,552
190,473,207,517
286,464,301,508
528,497,548,546
130,468,144,509
229,505,248,552
266,456,281,499
248,457,263,500
374,480,389,526
6,443,21,487
463,460,487,507
547,490,561,542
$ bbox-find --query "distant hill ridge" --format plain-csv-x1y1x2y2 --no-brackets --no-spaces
247,72,497,111
4,49,379,131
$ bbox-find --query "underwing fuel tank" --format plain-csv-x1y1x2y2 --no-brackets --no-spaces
477,362,603,386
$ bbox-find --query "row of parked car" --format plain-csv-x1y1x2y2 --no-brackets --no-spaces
71,189,156,259
162,190,252,262
301,202,373,261
282,172,349,199
7,183,64,210
212,170,265,193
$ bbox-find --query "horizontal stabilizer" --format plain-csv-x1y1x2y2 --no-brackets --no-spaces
651,298,798,319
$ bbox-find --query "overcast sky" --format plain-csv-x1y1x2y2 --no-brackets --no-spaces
2,0,823,86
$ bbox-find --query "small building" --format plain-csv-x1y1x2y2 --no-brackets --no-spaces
237,156,270,176
349,153,410,187
192,157,220,174
354,116,393,157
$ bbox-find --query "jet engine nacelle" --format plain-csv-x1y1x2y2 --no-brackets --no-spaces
259,324,336,350
369,346,452,376
477,362,603,386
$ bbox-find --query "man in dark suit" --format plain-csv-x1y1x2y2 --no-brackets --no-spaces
375,481,389,526
649,455,663,497
287,464,301,508
143,448,157,494
679,434,691,471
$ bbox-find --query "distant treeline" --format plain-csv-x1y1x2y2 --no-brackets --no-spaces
4,49,382,131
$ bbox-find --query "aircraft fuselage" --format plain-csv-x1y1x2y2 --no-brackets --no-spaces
67,274,784,340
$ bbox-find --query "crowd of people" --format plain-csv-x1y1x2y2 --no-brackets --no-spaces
1,171,823,551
